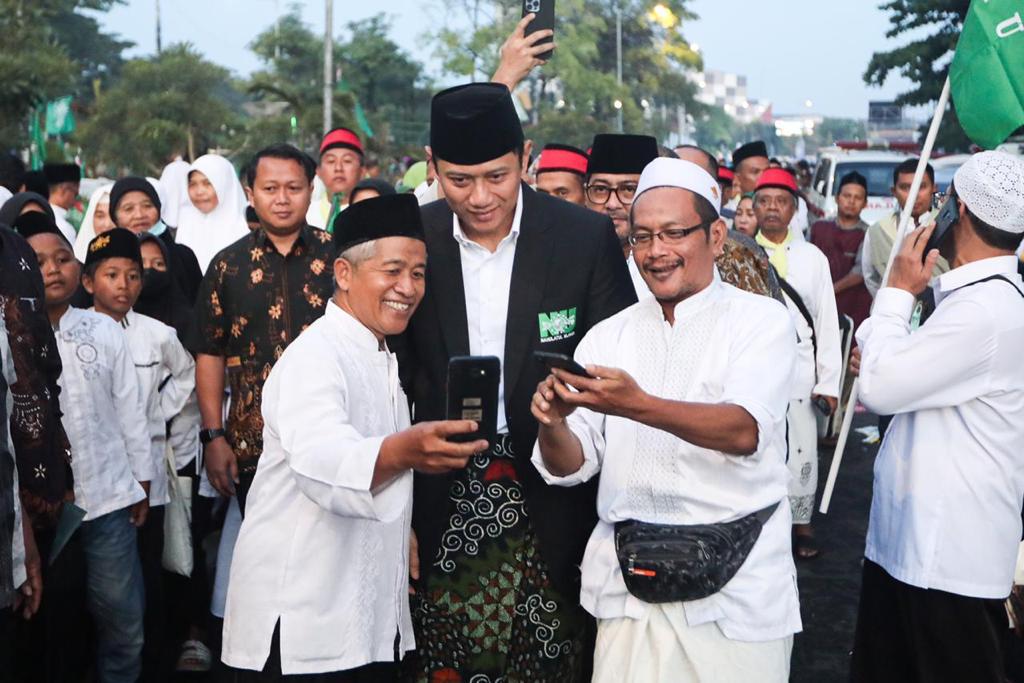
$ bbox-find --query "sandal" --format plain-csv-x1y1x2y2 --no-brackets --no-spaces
176,639,212,673
793,533,821,561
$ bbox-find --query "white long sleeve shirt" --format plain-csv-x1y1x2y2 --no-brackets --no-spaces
532,274,803,642
120,310,196,506
54,307,152,521
51,205,76,246
760,236,842,399
222,301,414,675
857,255,1024,599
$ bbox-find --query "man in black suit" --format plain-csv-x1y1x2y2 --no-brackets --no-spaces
397,83,635,682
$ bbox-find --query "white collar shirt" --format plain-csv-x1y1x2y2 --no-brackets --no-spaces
531,274,803,642
222,301,414,675
758,236,842,398
118,310,196,506
51,205,76,245
626,256,651,302
452,187,523,433
54,307,152,520
856,255,1024,598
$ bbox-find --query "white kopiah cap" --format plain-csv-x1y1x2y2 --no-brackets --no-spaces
634,157,722,215
953,150,1024,234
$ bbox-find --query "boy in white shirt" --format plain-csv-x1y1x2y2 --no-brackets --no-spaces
19,213,152,683
82,227,197,678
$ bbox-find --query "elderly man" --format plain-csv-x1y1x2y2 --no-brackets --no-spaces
306,127,365,230
221,194,488,681
753,168,841,559
535,144,589,205
531,157,800,682
398,83,635,682
850,151,1024,683
730,142,808,237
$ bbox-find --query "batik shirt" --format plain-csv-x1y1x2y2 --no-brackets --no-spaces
191,225,335,474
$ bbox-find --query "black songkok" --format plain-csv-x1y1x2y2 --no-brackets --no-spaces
12,211,71,248
732,141,769,168
430,83,524,165
333,193,425,254
43,163,81,185
85,228,142,269
587,134,659,175
838,171,868,192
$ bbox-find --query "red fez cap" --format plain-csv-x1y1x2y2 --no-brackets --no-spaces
755,167,798,195
537,144,589,176
319,127,363,156
717,167,735,183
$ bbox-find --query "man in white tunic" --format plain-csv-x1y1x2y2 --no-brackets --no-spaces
221,194,488,681
850,151,1024,683
753,168,842,559
530,158,800,683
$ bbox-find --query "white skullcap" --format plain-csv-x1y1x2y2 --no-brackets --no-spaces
953,151,1024,234
634,157,722,215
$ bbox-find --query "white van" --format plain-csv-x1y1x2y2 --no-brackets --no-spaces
806,146,912,226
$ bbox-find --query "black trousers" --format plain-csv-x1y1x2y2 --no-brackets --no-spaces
165,461,216,646
850,559,1006,683
222,621,397,682
138,504,168,682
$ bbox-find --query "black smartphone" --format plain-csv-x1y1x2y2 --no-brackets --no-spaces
533,350,591,378
446,356,500,445
922,194,959,262
522,0,555,61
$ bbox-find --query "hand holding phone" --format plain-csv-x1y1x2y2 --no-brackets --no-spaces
522,0,555,60
533,351,591,379
922,194,958,263
446,356,500,446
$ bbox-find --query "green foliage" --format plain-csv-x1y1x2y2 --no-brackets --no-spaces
864,0,972,151
77,44,240,174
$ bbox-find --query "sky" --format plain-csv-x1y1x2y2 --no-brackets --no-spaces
97,0,923,120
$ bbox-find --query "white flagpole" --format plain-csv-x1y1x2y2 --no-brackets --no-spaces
818,76,951,514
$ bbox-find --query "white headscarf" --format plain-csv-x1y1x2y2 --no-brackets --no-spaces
175,154,249,273
73,183,114,262
0,187,12,211
159,156,191,227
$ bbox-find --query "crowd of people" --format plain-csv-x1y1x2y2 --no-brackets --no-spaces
1,16,1024,683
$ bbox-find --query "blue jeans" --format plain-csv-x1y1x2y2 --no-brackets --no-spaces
80,506,145,683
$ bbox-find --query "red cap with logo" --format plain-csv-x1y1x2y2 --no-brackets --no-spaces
755,167,798,195
319,127,364,157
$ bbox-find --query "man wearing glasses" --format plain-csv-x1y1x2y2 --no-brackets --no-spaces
585,134,661,297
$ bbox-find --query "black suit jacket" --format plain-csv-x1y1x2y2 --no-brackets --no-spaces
395,184,636,596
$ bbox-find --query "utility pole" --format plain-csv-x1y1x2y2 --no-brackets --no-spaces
323,0,333,135
615,3,623,133
155,0,162,54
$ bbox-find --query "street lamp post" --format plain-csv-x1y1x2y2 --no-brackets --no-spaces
615,3,623,133
323,0,334,135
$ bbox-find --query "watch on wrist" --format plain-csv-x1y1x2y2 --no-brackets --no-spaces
199,428,226,445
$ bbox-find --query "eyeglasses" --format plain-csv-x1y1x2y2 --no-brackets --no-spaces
585,182,639,205
627,222,709,248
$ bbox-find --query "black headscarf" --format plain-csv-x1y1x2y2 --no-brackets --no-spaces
0,192,54,227
134,232,194,345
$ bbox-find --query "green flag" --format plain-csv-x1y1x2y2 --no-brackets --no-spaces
45,96,76,137
950,1,1024,149
29,108,46,170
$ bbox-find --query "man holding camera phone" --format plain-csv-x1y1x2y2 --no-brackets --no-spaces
394,81,634,681
849,151,1024,683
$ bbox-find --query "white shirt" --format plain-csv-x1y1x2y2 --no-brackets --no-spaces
51,205,76,245
54,308,152,520
119,310,196,506
222,302,414,674
453,187,523,434
857,256,1024,598
759,235,842,399
532,274,803,642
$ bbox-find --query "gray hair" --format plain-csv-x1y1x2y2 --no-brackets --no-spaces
338,240,377,266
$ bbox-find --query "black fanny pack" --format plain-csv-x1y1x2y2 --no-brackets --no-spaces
614,503,779,603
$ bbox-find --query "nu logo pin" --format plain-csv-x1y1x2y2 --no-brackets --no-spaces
538,307,576,342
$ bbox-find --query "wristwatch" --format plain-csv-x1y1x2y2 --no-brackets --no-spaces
199,427,226,445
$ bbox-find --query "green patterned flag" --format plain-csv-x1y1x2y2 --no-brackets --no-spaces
950,1,1024,149
45,96,75,137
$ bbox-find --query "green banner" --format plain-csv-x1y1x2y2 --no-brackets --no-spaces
29,108,46,170
45,96,76,137
950,1,1024,149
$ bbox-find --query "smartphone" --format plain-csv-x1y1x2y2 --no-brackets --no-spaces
522,0,555,61
533,351,591,378
922,194,958,262
446,356,500,445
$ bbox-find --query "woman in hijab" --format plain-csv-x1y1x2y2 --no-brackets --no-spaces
109,176,203,303
175,154,248,274
72,184,115,262
0,191,53,226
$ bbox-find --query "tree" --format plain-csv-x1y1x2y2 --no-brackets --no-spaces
428,0,703,147
864,1,972,151
77,44,239,174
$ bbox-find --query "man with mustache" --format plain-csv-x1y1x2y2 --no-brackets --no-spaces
753,169,842,560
